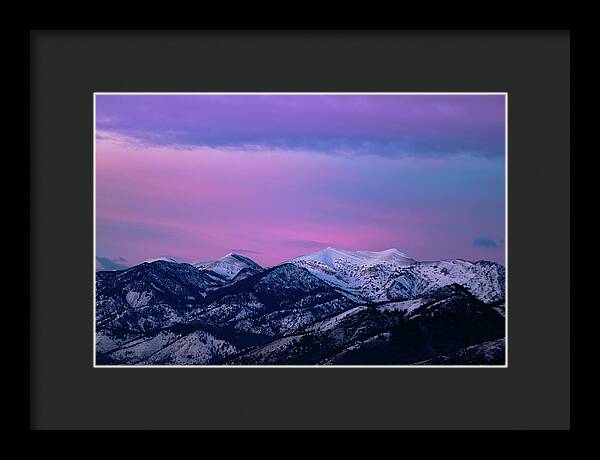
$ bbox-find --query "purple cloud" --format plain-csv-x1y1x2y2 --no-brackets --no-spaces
96,94,505,158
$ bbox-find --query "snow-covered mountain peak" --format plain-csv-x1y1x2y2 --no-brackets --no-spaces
293,247,416,270
194,253,262,281
143,256,179,264
257,263,327,290
288,247,417,301
225,253,262,267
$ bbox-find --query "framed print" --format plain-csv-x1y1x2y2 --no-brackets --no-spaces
93,92,507,368
30,30,570,430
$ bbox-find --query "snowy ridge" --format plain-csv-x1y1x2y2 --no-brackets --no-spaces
293,247,416,270
385,259,505,304
290,247,417,301
290,247,504,304
376,298,426,314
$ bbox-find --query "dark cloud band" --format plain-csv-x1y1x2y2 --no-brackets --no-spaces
96,94,506,159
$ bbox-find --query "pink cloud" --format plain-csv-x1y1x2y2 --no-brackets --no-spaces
96,133,504,266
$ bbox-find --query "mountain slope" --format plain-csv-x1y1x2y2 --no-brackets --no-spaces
325,284,505,364
413,338,505,365
96,260,228,353
96,262,357,363
230,284,505,365
197,263,357,338
97,323,242,365
96,260,223,319
384,259,505,304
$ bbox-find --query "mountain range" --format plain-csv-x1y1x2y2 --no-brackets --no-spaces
96,248,506,366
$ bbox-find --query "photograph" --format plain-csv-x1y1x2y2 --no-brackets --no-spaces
94,93,507,367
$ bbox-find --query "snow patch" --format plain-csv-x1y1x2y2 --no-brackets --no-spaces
125,290,153,308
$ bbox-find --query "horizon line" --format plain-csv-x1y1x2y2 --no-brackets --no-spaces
96,246,505,272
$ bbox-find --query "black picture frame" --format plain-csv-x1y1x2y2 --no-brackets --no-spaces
29,30,570,430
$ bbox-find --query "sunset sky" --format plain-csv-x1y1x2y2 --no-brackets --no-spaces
95,94,505,269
